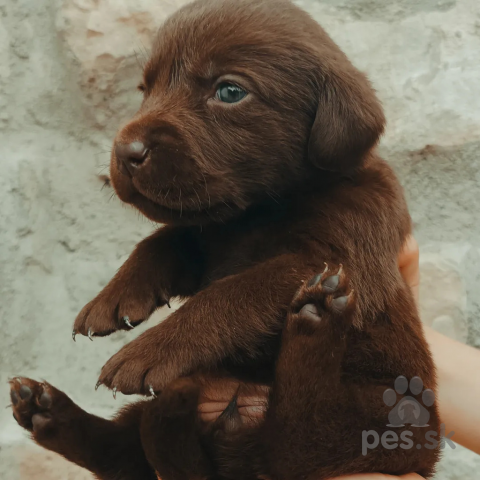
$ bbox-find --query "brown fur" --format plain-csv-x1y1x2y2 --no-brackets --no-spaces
10,0,440,479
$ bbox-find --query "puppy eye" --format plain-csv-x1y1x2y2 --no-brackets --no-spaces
215,83,247,103
137,83,146,93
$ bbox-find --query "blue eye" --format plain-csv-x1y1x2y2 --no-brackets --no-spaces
215,83,247,103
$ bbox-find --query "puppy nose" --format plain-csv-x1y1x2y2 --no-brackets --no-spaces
115,141,149,173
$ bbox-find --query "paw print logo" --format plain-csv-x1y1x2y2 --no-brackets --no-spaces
383,376,435,428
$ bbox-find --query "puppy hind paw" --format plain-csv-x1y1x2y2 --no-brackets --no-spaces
291,263,355,327
9,378,60,433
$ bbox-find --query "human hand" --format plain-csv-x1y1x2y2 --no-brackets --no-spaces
197,377,268,424
398,234,420,307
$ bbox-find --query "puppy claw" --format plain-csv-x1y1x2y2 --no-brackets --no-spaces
123,316,134,329
149,385,157,398
72,330,76,342
87,328,94,341
307,264,329,287
158,292,171,309
95,381,102,391
112,387,117,400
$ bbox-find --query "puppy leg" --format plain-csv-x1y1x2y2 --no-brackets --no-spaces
9,377,156,480
264,266,439,480
73,225,203,339
141,377,215,480
97,254,321,395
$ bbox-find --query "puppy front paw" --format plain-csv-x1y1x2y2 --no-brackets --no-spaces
97,332,183,396
73,273,171,340
290,263,355,330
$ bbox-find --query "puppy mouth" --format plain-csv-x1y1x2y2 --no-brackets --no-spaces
136,183,215,214
128,188,240,224
111,164,242,224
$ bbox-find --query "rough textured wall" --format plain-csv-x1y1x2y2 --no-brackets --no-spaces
0,0,479,478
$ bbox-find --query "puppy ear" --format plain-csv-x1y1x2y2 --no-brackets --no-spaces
308,59,385,172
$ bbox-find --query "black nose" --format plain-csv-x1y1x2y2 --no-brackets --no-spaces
115,141,149,174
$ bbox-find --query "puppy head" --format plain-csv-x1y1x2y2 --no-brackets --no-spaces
110,0,385,225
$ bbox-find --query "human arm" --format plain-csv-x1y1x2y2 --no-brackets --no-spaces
399,235,480,455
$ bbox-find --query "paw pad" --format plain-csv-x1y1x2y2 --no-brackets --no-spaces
383,376,435,427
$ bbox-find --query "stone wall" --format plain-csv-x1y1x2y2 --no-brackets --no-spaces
0,0,479,478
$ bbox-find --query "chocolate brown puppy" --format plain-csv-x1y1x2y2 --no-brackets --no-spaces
10,0,440,479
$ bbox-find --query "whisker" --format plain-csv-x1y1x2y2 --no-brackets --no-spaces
179,189,183,217
138,40,150,62
163,187,171,201
99,175,111,190
192,187,202,210
134,49,146,71
200,171,211,208
98,164,111,174
267,191,280,205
